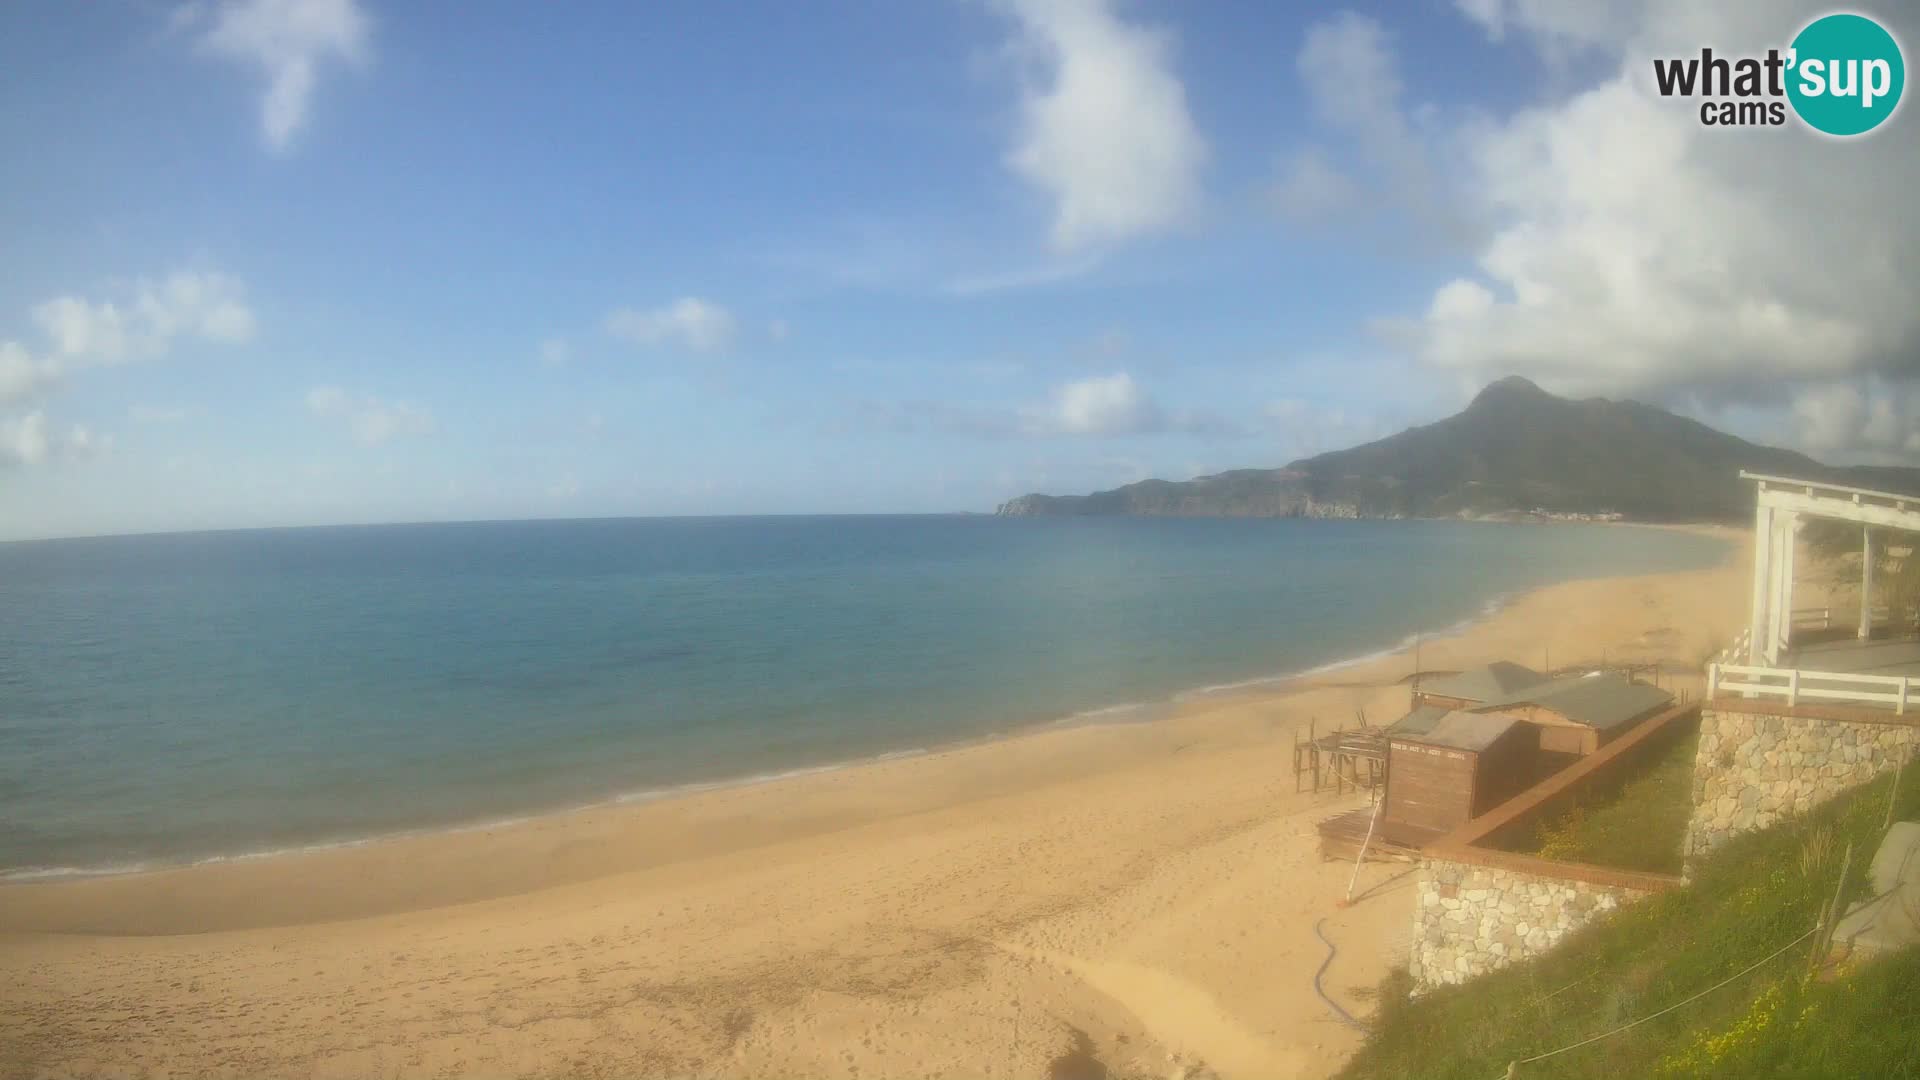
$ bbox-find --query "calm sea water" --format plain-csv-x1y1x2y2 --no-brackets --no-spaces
0,516,1726,876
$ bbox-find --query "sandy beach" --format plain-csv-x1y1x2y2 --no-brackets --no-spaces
0,525,1750,1080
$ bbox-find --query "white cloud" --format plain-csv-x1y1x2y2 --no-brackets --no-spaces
1289,13,1478,248
943,257,1099,297
0,411,107,469
180,0,372,152
0,411,49,467
305,384,434,445
605,298,737,352
31,271,255,364
1793,380,1920,459
1373,1,1920,424
538,337,571,368
995,0,1207,251
1025,372,1235,437
1268,147,1355,222
1048,372,1156,434
0,270,250,474
0,342,63,405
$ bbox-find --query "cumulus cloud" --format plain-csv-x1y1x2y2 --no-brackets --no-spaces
1288,12,1479,248
995,0,1207,251
0,411,107,469
1390,1,1919,417
537,337,571,368
0,341,63,405
1,269,251,470
1046,372,1159,434
0,411,48,468
178,0,372,151
305,384,434,445
31,271,255,364
1020,372,1237,437
605,298,737,353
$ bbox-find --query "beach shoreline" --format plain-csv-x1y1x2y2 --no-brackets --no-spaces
0,521,1733,893
1,524,1750,1079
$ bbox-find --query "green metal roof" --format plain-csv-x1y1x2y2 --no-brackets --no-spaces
1414,661,1547,704
1394,710,1523,753
1386,703,1450,737
1479,671,1672,732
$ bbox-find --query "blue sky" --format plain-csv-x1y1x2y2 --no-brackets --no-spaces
2,1,1916,539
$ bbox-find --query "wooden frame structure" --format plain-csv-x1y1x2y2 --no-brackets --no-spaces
1292,716,1386,796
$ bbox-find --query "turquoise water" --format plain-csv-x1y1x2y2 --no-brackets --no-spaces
0,516,1726,877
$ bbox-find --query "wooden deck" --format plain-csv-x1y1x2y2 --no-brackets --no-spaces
1315,805,1444,862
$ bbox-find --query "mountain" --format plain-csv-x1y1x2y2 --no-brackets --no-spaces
995,376,1920,522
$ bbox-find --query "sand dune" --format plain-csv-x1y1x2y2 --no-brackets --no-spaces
0,525,1748,1079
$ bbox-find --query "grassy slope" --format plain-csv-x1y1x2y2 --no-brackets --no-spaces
1339,763,1920,1080
1496,727,1699,876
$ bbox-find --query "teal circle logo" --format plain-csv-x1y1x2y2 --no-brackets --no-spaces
1787,13,1905,136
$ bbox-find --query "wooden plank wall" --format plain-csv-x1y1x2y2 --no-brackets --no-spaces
1384,740,1475,832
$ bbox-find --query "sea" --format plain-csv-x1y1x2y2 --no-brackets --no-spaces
0,515,1727,879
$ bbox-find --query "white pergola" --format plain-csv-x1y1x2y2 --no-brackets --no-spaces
1745,472,1920,666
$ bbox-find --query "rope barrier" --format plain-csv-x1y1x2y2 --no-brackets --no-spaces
1487,925,1817,1078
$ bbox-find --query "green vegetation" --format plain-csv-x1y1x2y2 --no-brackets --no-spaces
998,377,1920,522
1493,726,1698,876
1338,763,1920,1080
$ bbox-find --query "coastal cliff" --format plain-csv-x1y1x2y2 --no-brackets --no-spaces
996,376,1920,522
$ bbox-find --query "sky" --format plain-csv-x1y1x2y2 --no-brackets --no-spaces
1,0,1916,540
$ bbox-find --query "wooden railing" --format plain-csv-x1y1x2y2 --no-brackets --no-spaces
1787,605,1907,632
1708,663,1915,714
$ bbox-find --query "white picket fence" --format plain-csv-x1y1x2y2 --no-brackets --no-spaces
1707,662,1915,714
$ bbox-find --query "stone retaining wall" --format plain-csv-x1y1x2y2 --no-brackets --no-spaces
1409,860,1648,992
1685,703,1916,863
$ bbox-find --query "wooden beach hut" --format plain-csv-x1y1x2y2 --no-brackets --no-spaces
1382,711,1538,835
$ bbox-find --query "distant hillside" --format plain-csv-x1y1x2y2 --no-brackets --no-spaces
996,377,1920,522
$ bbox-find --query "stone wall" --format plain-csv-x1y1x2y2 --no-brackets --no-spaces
1685,704,1916,863
1409,859,1648,992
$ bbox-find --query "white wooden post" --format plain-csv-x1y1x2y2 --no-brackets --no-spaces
1767,513,1793,663
1788,669,1801,706
1750,497,1774,666
1707,664,1720,699
1780,513,1798,658
1900,676,1910,716
1861,526,1876,641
